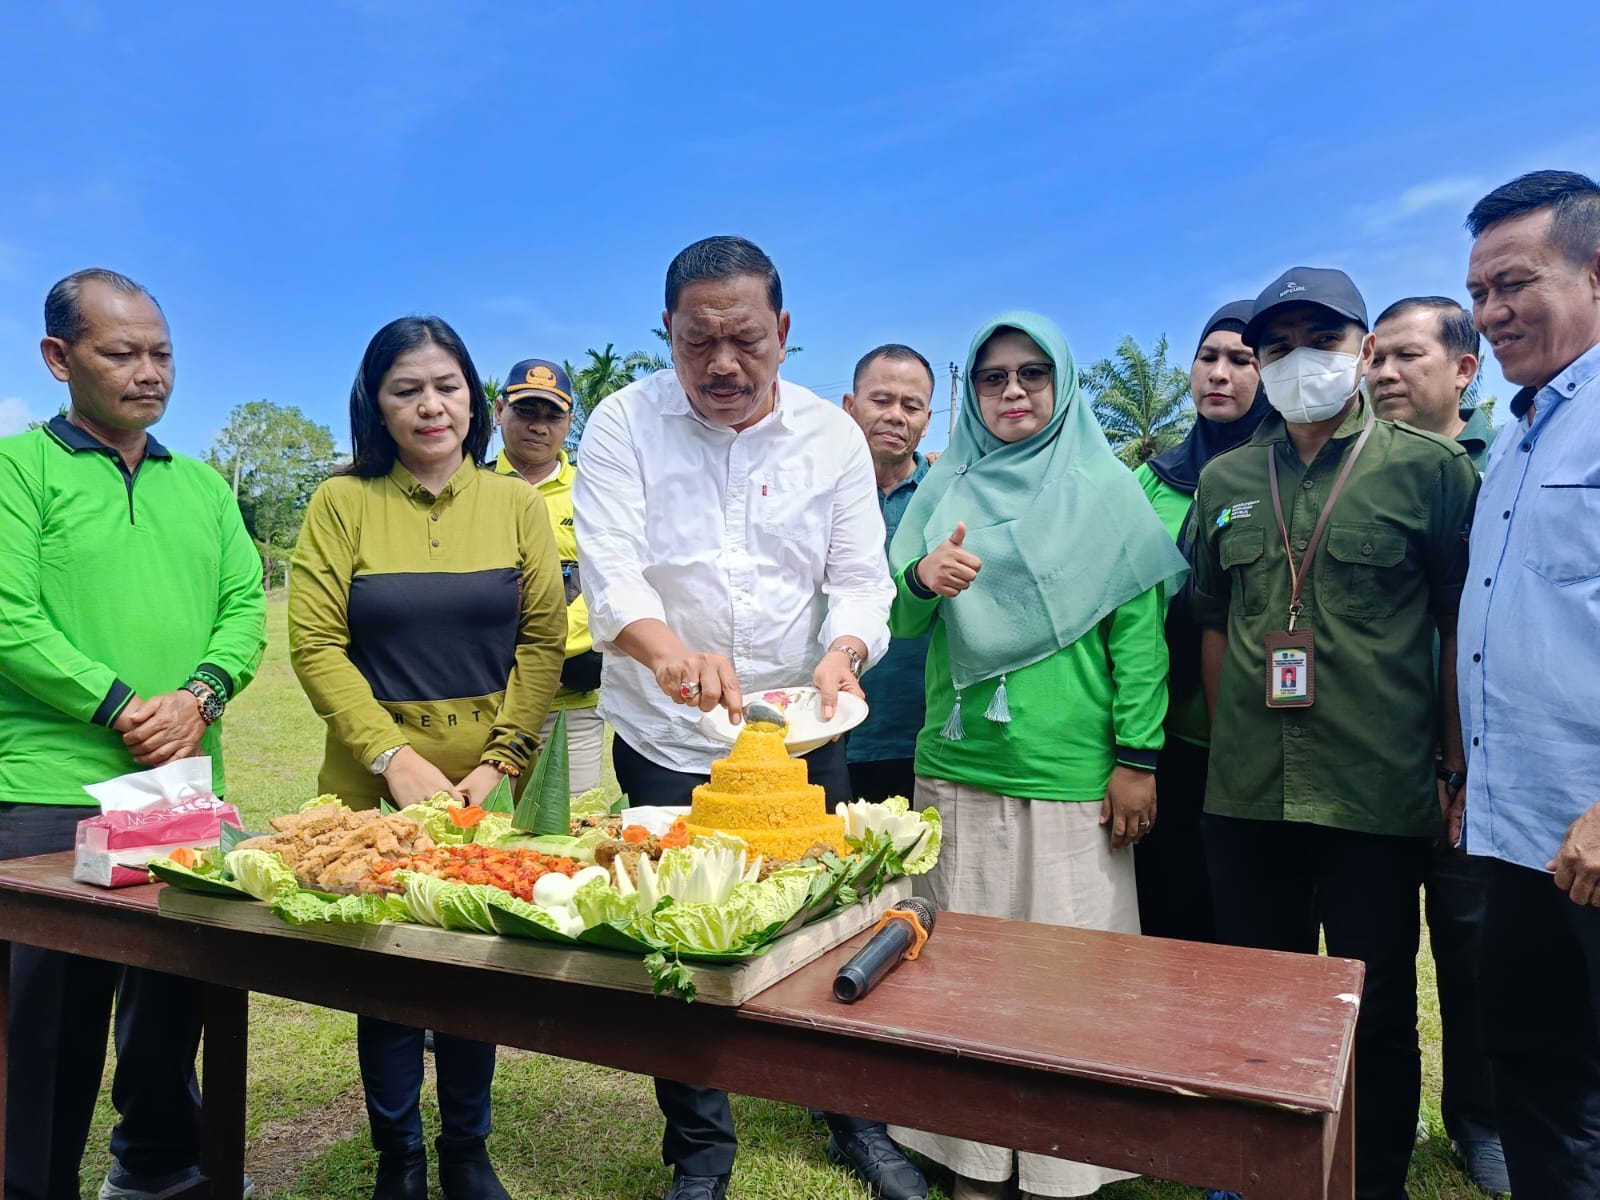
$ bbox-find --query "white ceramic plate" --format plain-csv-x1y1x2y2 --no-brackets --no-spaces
697,687,869,757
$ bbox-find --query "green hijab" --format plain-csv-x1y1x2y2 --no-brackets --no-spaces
890,311,1188,708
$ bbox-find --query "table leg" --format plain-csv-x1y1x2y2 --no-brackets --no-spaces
0,939,9,1190
1326,1046,1355,1199
200,985,248,1200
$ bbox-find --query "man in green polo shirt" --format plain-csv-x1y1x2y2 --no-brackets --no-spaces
0,269,266,1200
1369,296,1507,1194
1191,268,1480,1200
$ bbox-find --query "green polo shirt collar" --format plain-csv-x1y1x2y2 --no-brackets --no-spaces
389,456,481,501
45,414,172,463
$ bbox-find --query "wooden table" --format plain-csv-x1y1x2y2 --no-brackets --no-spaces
0,853,1361,1198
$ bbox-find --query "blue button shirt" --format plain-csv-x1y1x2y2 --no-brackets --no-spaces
1459,340,1600,871
849,453,931,764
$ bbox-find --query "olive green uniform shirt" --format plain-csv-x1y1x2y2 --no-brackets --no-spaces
1454,405,1497,472
1191,396,1480,837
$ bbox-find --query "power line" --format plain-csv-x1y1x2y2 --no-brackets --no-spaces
947,362,961,436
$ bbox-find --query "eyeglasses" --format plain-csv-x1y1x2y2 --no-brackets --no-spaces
972,362,1053,397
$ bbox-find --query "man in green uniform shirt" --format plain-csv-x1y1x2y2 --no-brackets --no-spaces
842,343,935,804
1191,268,1480,1200
0,269,267,1200
1369,296,1507,1194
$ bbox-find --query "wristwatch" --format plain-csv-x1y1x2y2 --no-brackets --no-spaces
1436,765,1467,793
182,680,225,725
369,746,405,776
829,642,865,678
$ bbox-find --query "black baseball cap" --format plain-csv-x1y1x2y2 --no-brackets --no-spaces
1241,267,1368,349
503,358,574,413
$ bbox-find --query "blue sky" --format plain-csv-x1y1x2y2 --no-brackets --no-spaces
3,0,1597,455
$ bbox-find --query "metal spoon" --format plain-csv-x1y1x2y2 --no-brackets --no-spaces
743,698,789,730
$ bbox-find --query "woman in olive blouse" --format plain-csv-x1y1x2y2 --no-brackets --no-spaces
289,317,565,1200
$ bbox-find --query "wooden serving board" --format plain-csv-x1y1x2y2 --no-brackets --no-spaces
157,877,911,1006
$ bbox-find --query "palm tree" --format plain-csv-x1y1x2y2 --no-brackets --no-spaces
562,359,588,451
482,376,502,426
1083,335,1194,467
573,344,636,412
625,346,672,376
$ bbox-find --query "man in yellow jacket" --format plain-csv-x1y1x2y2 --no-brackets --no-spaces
494,358,603,792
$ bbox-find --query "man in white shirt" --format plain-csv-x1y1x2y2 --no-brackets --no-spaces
576,236,922,1200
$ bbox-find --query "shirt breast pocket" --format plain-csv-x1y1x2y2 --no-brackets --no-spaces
759,465,821,542
1218,526,1268,617
1321,523,1408,619
1525,485,1600,585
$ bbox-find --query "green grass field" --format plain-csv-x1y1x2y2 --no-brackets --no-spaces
78,595,1487,1198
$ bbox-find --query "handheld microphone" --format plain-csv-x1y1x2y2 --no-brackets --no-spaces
833,896,936,1003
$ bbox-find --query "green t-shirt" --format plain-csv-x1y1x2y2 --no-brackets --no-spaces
0,418,267,804
891,564,1167,801
1133,462,1211,747
1190,398,1480,837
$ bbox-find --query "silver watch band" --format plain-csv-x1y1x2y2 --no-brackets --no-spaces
369,746,405,775
829,643,865,677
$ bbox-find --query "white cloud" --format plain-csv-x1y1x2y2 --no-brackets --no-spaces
1355,176,1487,237
0,397,38,436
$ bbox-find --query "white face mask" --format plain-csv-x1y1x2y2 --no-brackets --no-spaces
1259,346,1361,423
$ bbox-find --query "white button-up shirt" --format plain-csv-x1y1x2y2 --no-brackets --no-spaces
575,369,893,773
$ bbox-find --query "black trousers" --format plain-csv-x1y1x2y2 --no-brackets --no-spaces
2,804,203,1200
1480,856,1600,1198
845,757,916,808
1204,815,1429,1200
1423,842,1498,1144
1134,736,1215,942
613,737,873,1175
356,1018,496,1154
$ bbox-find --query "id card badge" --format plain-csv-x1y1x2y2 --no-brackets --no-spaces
1265,629,1315,708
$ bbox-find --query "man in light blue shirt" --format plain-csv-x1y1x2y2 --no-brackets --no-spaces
842,344,935,803
1458,169,1600,1200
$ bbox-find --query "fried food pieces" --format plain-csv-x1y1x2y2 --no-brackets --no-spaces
237,802,435,890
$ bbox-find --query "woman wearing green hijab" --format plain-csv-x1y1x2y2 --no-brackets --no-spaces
886,313,1187,1200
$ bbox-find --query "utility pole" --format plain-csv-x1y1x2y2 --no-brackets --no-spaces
948,362,961,436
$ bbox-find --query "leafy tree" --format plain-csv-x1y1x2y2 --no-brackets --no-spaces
207,400,340,587
1083,335,1194,467
1475,393,1497,423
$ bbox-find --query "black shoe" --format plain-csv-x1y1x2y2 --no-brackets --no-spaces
665,1169,730,1200
373,1146,428,1200
827,1126,928,1200
437,1137,513,1200
1453,1138,1511,1196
